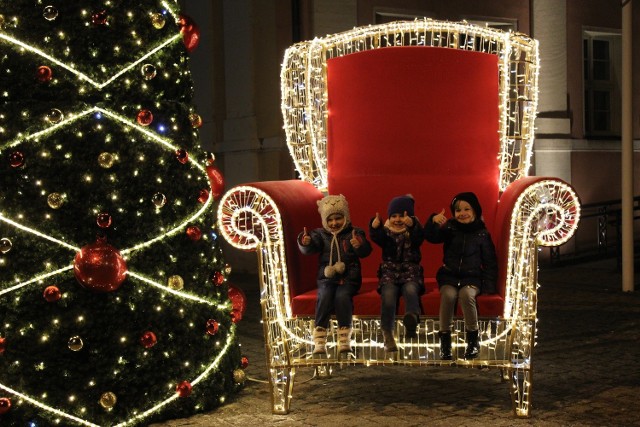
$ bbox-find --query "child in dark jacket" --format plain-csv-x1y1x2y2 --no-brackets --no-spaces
298,194,372,354
369,194,424,352
424,192,498,360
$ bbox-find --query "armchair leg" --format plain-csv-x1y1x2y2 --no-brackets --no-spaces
269,367,296,414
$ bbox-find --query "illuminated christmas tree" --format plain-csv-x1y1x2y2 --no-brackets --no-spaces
0,1,246,425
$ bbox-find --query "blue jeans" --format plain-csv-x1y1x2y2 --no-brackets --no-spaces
380,281,421,331
315,282,359,328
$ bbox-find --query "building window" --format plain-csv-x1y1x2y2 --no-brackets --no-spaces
583,30,621,137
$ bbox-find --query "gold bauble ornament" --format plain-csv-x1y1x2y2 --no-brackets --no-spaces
47,192,64,209
43,6,59,21
167,275,184,290
233,369,246,384
46,108,64,124
224,264,232,275
151,13,166,29
0,238,12,254
98,152,116,169
188,113,202,128
68,336,84,351
152,192,167,208
99,391,117,409
141,64,157,80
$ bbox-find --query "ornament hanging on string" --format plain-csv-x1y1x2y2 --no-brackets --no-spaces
197,188,209,204
68,336,84,352
189,112,202,128
152,192,167,208
136,109,153,126
91,10,108,26
98,152,116,169
74,236,127,292
176,380,192,397
96,212,112,229
175,148,189,164
47,192,65,209
0,238,12,254
99,392,117,409
43,285,62,302
46,108,64,124
140,331,157,349
205,319,219,336
36,65,53,83
228,284,247,323
141,64,157,80
186,225,202,241
167,275,184,290
205,156,225,199
212,271,225,286
240,356,249,369
9,151,25,168
150,13,166,29
0,397,11,415
177,14,200,53
233,369,246,384
42,6,58,21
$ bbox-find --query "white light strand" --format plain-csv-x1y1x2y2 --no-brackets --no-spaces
0,32,181,89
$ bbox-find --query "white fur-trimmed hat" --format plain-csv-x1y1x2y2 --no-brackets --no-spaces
317,194,350,232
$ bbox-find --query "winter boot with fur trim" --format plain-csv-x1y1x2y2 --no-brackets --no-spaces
337,326,352,353
382,329,397,352
313,326,327,355
464,329,480,360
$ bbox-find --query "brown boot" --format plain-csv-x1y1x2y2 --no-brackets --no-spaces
313,326,327,354
382,329,397,352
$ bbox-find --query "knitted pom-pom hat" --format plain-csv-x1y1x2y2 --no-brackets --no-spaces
317,194,350,233
450,192,482,218
387,194,415,217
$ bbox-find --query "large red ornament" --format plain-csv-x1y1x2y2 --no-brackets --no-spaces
0,337,6,354
205,163,225,199
176,380,192,397
228,284,246,322
140,331,157,349
0,397,11,415
74,237,127,292
43,285,62,302
178,14,200,53
36,65,53,83
175,149,189,164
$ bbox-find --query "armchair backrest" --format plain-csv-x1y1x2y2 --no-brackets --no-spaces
327,46,500,283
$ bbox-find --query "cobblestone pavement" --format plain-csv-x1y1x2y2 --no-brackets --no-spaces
152,257,640,427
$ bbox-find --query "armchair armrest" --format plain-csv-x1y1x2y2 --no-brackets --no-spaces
217,180,323,317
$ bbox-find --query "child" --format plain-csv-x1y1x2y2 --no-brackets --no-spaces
424,192,498,360
369,194,424,352
298,194,372,354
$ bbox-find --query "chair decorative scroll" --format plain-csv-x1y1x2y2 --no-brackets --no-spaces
219,20,580,418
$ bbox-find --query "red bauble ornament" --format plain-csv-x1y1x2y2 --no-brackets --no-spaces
74,237,127,292
36,65,53,82
140,331,157,349
205,319,219,336
176,380,192,397
0,397,11,415
175,149,189,164
9,151,25,168
205,163,225,199
178,14,200,53
197,188,209,204
228,284,247,322
92,10,108,26
136,109,153,126
186,225,202,241
240,356,249,369
96,212,112,229
0,337,6,354
43,285,62,302
212,271,225,286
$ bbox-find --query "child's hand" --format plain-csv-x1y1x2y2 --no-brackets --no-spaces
301,227,311,246
371,212,381,229
432,208,447,225
350,230,361,249
402,211,413,227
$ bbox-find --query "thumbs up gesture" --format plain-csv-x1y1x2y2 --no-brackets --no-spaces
432,208,447,226
350,229,361,249
371,212,381,229
402,210,413,227
301,227,311,246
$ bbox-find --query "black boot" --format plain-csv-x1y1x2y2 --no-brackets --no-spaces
438,331,452,360
464,330,479,360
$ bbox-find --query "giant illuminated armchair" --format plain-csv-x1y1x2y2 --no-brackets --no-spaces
217,20,580,417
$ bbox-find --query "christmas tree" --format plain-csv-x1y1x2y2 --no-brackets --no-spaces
0,1,246,425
